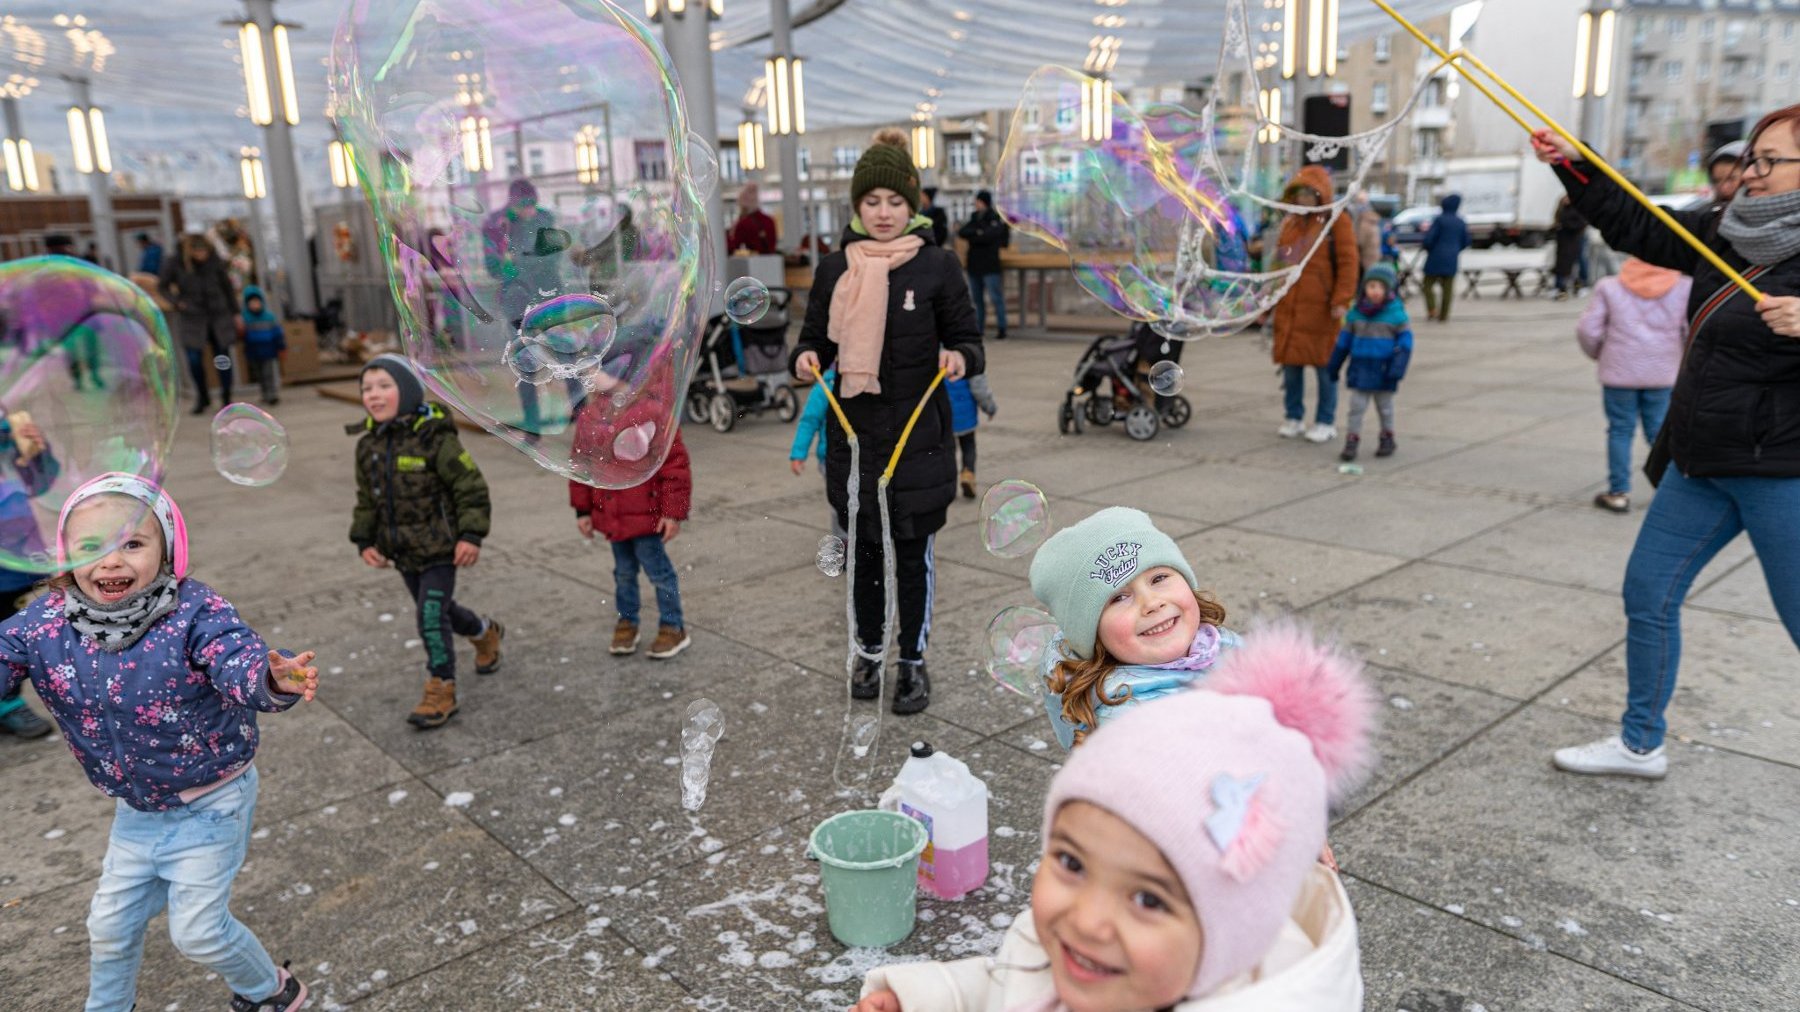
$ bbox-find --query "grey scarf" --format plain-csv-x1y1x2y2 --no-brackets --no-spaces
64,574,181,652
1718,189,1800,266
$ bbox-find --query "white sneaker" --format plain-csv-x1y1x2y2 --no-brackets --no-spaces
1305,423,1338,443
1552,736,1667,779
1277,419,1306,438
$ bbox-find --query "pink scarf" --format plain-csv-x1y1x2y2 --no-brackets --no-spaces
828,234,924,397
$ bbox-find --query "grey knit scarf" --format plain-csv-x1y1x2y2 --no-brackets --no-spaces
64,574,181,652
1718,189,1800,266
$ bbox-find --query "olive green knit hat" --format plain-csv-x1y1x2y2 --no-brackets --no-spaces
851,128,922,213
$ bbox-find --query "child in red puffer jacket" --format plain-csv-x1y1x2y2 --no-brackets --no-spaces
570,426,692,660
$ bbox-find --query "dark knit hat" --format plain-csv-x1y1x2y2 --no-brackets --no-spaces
1362,262,1399,294
974,189,994,207
851,129,921,213
362,353,425,418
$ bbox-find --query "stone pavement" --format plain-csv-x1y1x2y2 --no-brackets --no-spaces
2,295,1794,1012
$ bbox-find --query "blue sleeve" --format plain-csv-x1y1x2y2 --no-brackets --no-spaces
0,606,32,700
790,384,828,460
1421,220,1441,251
1389,327,1414,381
1326,328,1352,376
186,589,298,713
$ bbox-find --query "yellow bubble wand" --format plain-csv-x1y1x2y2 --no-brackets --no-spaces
1369,0,1766,302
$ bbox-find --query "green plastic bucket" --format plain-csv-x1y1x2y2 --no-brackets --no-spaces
809,809,930,948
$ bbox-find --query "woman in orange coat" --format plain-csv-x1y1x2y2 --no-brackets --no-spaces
1271,165,1360,444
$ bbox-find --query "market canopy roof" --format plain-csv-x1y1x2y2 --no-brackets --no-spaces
2,0,1463,197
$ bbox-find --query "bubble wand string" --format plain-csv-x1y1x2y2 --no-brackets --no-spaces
1368,0,1766,303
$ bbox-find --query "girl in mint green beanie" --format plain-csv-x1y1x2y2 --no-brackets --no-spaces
1028,507,1240,748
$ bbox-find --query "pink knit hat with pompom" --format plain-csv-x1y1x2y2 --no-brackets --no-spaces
1040,620,1376,999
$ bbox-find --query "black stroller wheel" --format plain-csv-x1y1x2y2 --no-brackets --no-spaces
685,391,710,425
1124,405,1159,441
1058,401,1077,435
773,385,800,422
1160,395,1192,429
1085,397,1116,426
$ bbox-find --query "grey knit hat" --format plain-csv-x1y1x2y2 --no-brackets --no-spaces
362,353,425,418
851,129,922,213
1028,506,1198,660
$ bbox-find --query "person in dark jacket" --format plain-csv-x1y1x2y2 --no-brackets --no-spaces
920,186,950,249
1419,193,1471,322
1327,262,1413,461
1533,105,1800,780
157,233,239,414
350,354,505,729
135,232,164,275
958,189,1010,339
792,129,984,715
1552,196,1589,298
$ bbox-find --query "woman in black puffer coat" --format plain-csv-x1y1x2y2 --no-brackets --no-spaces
792,129,983,717
1533,107,1800,781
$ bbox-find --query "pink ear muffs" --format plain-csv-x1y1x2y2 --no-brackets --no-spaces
55,472,189,579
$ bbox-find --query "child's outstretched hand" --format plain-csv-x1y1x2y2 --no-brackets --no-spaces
790,458,805,476
453,540,480,567
849,992,901,1012
360,546,389,568
268,650,319,701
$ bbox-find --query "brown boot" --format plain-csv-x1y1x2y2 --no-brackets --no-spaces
408,677,457,729
959,469,976,500
610,619,640,655
646,625,691,660
470,619,504,674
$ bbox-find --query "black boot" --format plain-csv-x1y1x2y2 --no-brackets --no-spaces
850,655,881,700
230,961,307,1011
892,660,930,715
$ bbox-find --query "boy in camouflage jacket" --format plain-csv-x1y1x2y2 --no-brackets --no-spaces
349,354,505,728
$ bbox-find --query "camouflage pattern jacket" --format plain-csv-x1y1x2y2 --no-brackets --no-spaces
349,403,491,573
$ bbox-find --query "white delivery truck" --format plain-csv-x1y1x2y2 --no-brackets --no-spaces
1440,154,1562,249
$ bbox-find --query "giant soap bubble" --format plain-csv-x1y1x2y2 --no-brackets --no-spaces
331,0,717,488
0,257,178,573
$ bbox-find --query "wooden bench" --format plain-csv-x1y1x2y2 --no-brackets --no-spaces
1460,266,1546,300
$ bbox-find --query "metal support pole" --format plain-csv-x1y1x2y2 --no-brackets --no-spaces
66,77,121,271
769,0,802,253
246,197,271,294
244,0,317,315
661,7,727,286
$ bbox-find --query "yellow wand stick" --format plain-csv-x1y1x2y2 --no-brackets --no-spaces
1368,0,1766,302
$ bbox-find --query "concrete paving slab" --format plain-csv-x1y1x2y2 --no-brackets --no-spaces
1236,482,1536,558
1093,460,1342,525
1555,609,1799,766
1688,556,1782,624
1334,704,1800,1011
1177,524,1406,616
1394,441,1608,500
1432,506,1752,594
1309,562,1624,699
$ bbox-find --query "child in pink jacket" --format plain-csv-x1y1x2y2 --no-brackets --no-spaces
1577,258,1692,513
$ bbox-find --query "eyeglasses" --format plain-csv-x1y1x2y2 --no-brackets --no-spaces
1742,154,1800,178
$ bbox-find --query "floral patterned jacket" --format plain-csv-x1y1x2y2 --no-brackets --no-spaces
0,579,297,811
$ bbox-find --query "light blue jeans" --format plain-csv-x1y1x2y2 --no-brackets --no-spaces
85,765,279,1011
1602,387,1671,495
1282,365,1337,425
1620,469,1800,751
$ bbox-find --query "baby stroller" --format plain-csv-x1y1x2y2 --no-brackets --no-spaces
1058,322,1193,441
684,287,800,432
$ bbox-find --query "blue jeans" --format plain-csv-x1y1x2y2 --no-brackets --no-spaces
968,271,1006,335
1602,387,1671,495
1282,365,1337,425
612,534,683,630
1619,469,1800,751
86,765,278,1011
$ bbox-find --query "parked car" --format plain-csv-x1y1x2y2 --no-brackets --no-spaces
1388,205,1438,246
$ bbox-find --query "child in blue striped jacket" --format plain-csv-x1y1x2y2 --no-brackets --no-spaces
1327,262,1413,462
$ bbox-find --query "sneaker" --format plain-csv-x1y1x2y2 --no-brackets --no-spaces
0,704,53,739
1277,418,1306,438
959,469,976,500
407,677,458,730
1552,735,1666,779
646,625,690,659
892,660,931,715
471,618,505,674
1339,434,1360,462
1375,431,1396,457
1305,423,1338,444
994,329,1007,341
1593,492,1630,513
610,619,640,655
850,655,881,700
230,961,308,1012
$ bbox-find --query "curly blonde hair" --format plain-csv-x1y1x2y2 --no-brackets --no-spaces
1046,590,1228,746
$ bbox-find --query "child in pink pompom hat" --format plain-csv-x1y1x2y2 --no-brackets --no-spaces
853,621,1375,1012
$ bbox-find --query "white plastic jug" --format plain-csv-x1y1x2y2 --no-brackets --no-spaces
878,741,989,900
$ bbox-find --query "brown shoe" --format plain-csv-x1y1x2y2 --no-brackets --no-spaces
959,469,976,500
1593,492,1630,513
646,625,690,660
610,619,640,655
407,677,458,729
470,619,504,674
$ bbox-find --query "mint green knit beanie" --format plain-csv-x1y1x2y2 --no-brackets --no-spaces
1028,507,1198,661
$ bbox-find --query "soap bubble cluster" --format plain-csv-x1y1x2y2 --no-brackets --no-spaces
209,404,290,488
0,257,179,573
330,0,718,490
681,698,724,812
985,606,1058,698
1147,359,1184,396
980,479,1051,559
816,534,845,578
